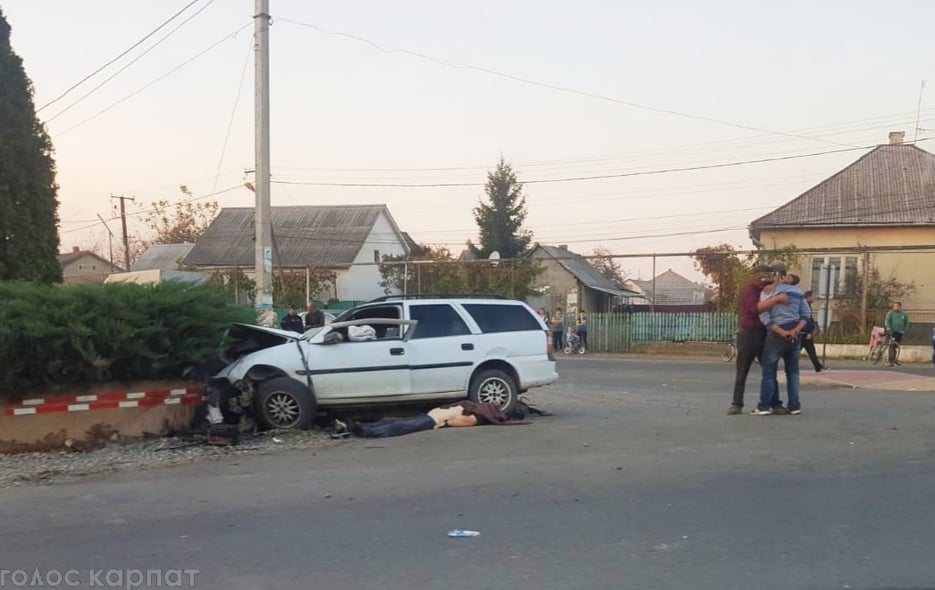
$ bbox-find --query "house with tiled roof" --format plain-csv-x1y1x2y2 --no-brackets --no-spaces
749,131,935,313
630,269,708,308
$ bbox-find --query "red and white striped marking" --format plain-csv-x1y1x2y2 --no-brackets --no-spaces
4,387,206,416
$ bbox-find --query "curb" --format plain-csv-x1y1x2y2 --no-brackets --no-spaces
4,387,206,417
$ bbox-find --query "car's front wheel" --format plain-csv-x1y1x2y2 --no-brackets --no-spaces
468,369,518,415
255,377,317,430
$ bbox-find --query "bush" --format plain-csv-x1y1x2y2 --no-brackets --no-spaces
0,281,256,399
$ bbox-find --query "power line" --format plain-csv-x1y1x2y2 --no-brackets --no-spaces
53,22,252,138
270,145,875,188
59,184,242,235
37,0,205,113
213,34,254,192
278,17,857,149
45,0,217,124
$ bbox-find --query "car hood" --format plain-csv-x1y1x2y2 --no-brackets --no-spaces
220,323,301,365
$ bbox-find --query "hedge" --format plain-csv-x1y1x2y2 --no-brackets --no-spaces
0,281,256,399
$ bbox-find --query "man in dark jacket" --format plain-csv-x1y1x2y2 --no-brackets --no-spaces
305,302,325,329
280,305,305,333
800,291,825,372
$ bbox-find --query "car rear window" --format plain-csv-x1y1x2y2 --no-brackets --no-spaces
462,304,542,333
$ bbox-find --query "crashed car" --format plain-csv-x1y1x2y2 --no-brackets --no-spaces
207,297,558,430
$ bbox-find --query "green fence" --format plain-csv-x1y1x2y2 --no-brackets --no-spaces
584,312,737,353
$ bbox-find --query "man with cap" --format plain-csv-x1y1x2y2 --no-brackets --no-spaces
753,263,810,416
728,263,792,415
280,304,305,333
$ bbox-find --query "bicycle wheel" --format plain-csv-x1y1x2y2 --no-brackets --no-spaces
872,342,887,365
722,343,736,363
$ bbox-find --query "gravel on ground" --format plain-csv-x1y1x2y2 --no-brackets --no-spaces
0,428,336,489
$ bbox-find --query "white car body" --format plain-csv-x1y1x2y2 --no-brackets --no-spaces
214,298,557,411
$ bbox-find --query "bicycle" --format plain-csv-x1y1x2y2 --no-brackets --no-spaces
870,331,894,365
564,331,586,355
721,331,738,363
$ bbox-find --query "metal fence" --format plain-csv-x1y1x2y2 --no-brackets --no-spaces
584,312,737,353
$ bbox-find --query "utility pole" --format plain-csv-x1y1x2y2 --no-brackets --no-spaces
111,194,134,271
253,0,273,310
96,213,115,272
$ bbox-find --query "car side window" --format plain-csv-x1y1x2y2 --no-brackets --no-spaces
462,304,541,333
408,304,471,339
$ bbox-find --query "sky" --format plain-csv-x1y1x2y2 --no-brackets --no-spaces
3,0,935,283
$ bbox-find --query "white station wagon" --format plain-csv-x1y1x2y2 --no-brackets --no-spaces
208,296,558,429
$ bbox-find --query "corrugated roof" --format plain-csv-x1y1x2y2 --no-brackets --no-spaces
534,245,641,297
184,205,406,268
750,144,935,239
132,244,195,272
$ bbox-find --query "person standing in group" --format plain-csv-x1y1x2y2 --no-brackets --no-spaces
537,307,548,324
729,264,790,415
753,265,810,416
280,304,305,333
551,307,565,351
305,301,325,330
575,311,588,353
800,290,826,373
884,302,909,366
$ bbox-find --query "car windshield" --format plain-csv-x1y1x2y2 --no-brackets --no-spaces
300,326,327,340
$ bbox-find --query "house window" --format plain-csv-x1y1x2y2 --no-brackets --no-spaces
373,250,380,263
808,255,860,298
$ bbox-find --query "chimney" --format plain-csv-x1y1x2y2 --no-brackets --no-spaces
72,246,80,253
889,131,905,145
558,244,568,251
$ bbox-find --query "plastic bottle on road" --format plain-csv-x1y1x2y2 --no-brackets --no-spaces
447,530,480,537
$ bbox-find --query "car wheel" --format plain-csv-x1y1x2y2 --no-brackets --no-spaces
469,369,518,414
255,377,317,430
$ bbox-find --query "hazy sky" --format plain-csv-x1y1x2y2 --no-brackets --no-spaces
4,0,935,281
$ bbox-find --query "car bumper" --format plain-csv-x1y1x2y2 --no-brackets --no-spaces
514,357,558,389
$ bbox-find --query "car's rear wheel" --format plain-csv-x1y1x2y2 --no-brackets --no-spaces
255,377,317,430
469,369,518,415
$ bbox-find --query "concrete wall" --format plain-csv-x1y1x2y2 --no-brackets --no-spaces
0,380,201,448
529,252,580,315
339,211,408,301
758,227,935,311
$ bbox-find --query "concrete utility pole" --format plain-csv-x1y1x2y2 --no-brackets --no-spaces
253,0,273,309
110,194,134,271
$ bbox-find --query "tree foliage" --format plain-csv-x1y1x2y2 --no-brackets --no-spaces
0,9,61,282
591,246,626,285
143,186,219,245
833,261,916,336
0,281,255,397
691,243,803,311
468,158,532,259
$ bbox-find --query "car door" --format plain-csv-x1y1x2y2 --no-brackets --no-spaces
302,321,411,403
405,303,478,394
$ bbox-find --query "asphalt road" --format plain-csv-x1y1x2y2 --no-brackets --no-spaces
3,357,935,590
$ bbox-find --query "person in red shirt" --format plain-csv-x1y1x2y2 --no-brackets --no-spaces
728,264,790,415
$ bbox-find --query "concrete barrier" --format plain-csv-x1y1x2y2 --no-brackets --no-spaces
0,380,204,450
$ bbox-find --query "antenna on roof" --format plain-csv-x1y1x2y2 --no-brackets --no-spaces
914,80,927,144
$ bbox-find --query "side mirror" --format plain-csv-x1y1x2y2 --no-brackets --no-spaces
322,332,341,345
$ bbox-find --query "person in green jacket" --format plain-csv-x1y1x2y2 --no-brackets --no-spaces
884,302,910,366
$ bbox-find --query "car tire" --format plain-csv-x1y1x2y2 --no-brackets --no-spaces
469,369,518,415
254,377,317,430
